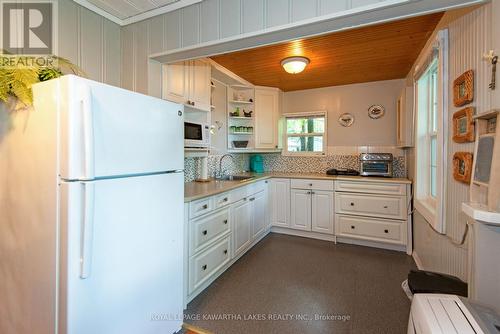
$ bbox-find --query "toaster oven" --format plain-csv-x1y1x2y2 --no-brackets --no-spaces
359,153,393,177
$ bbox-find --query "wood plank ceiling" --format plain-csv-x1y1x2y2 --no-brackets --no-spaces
211,12,443,92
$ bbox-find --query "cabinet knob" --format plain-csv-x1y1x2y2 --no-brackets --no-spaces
351,225,355,229
223,219,228,224
202,204,208,209
191,101,195,106
202,230,208,235
223,197,228,202
243,197,247,201
249,197,255,201
223,249,228,255
265,181,268,184
202,264,207,270
309,183,313,186
306,191,311,195
383,205,388,209
384,229,389,233
350,202,355,206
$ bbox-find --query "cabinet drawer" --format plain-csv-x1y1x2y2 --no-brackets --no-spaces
336,214,406,245
189,197,214,218
214,192,231,208
189,236,231,293
335,180,406,196
231,180,269,202
291,179,334,191
189,208,230,255
335,193,406,220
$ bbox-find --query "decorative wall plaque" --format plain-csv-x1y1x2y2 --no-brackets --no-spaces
452,107,475,143
453,152,473,184
368,105,385,119
338,113,354,127
453,70,474,107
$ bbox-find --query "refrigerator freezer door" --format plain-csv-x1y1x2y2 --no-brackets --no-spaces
48,75,184,180
60,173,184,334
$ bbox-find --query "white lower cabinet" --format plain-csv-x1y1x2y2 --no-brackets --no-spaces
290,180,334,234
335,214,405,244
189,236,231,293
311,190,334,234
291,189,312,231
252,190,269,239
232,197,253,257
334,180,411,254
186,181,270,303
233,189,269,257
270,178,290,227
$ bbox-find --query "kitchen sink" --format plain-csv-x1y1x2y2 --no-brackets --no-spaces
217,175,255,181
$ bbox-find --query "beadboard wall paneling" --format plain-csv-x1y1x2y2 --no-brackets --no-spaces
411,4,492,282
58,0,121,86
119,0,415,92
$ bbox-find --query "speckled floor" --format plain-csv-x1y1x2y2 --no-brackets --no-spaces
185,233,416,334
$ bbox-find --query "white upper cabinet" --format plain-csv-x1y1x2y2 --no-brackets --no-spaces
396,86,414,148
163,61,189,104
188,59,212,111
255,86,281,149
162,59,211,111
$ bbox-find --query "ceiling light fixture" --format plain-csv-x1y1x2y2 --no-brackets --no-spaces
281,56,310,74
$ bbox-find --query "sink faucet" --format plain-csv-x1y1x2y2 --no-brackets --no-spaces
218,154,236,178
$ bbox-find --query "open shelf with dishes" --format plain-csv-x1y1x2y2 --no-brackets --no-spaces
227,85,255,150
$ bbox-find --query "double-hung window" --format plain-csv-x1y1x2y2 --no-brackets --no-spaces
414,29,448,233
283,112,327,155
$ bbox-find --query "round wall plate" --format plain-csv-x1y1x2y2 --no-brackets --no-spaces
368,105,385,119
338,113,355,127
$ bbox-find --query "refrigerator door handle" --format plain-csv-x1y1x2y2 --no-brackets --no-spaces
80,182,95,279
81,84,95,180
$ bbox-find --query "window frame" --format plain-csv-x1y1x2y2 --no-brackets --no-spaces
414,29,448,234
282,111,327,156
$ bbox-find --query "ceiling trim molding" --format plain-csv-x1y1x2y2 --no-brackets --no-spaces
72,0,202,26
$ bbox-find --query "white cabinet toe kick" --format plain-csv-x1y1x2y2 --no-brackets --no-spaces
184,177,412,306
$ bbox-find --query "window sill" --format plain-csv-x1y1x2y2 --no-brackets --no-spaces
415,198,437,227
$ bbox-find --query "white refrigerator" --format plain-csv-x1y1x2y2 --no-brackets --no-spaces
0,75,184,334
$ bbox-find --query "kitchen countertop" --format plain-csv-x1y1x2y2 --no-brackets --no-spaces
184,172,412,202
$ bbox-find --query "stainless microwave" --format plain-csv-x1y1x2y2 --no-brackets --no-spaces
184,121,210,148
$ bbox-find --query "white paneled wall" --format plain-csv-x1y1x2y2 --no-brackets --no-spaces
120,0,387,93
58,0,121,86
413,4,492,281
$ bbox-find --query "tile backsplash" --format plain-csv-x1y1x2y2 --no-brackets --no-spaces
184,147,407,182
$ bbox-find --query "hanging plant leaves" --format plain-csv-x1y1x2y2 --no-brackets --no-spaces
0,51,86,107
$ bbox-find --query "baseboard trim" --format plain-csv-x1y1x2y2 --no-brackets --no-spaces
412,250,424,270
270,226,336,242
